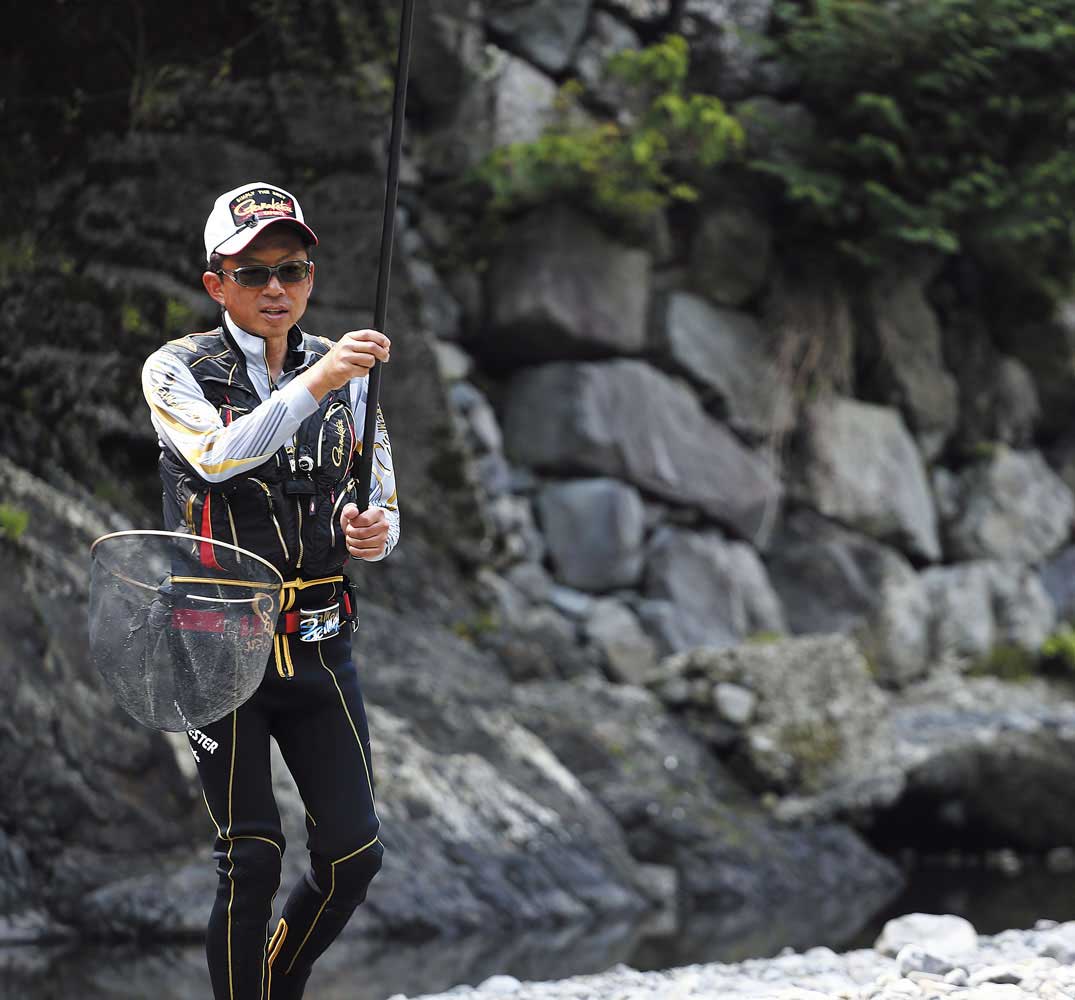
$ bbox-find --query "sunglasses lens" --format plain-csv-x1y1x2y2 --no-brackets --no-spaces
277,261,310,282
233,266,272,287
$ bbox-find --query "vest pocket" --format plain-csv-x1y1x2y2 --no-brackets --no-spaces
301,478,355,573
248,478,291,565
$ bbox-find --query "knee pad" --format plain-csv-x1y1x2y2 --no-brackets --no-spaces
216,837,284,905
317,838,383,906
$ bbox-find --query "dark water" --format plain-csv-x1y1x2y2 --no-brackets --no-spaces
8,860,1075,1000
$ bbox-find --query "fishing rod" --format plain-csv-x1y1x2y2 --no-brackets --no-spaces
356,0,417,510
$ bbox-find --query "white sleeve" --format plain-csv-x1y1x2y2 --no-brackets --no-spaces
350,375,400,561
142,348,318,483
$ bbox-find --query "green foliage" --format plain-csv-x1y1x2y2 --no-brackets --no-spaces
0,505,29,541
1042,627,1075,672
474,36,744,230
758,0,1075,292
967,643,1039,682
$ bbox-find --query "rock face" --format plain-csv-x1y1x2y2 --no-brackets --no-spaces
855,272,960,461
643,526,786,653
536,478,646,591
510,675,900,943
486,0,592,73
938,449,1074,563
923,562,1056,661
768,511,931,688
791,396,941,562
688,203,774,308
652,636,899,803
480,207,651,365
502,360,784,548
656,292,794,440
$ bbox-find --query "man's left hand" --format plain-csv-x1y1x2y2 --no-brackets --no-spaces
340,503,389,560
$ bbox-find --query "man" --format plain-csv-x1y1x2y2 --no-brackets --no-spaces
141,181,399,1000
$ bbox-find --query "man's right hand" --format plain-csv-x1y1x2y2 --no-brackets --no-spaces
299,329,391,400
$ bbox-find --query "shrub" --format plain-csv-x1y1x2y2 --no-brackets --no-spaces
474,36,744,232
756,0,1075,296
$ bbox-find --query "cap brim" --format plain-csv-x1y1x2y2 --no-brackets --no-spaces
212,218,318,258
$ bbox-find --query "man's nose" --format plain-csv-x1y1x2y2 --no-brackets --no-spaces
264,274,286,293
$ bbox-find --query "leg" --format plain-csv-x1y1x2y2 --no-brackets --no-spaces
266,633,382,999
190,698,285,1000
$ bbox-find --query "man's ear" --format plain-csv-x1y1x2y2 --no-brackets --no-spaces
202,270,226,306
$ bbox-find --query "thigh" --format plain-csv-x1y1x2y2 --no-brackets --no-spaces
274,635,379,856
189,693,283,847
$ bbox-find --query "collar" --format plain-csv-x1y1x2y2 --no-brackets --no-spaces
223,312,306,376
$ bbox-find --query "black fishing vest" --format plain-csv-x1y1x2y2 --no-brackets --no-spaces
157,324,358,580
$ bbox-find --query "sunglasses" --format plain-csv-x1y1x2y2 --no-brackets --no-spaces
217,259,313,288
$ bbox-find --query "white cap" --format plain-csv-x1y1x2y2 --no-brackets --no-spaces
203,182,318,262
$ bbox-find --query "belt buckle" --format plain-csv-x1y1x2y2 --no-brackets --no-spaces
298,603,341,642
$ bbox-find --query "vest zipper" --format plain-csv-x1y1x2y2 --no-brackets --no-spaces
248,478,290,563
329,479,355,550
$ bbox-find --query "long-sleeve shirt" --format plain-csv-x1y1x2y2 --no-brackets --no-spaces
141,313,399,561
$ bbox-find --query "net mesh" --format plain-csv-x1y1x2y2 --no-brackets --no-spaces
89,531,282,732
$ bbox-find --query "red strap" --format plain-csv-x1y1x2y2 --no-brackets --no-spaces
342,592,352,615
172,610,272,636
199,494,223,570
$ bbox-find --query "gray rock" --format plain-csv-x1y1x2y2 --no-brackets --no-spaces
502,360,784,548
409,0,486,117
768,511,931,688
486,0,592,74
712,682,757,726
547,585,597,621
583,598,660,686
855,271,959,461
511,674,901,937
486,494,546,564
876,913,978,958
574,12,640,110
644,526,786,653
896,944,957,977
657,292,794,440
680,0,781,99
1041,545,1075,622
481,207,650,365
660,636,896,802
986,562,1056,651
688,203,774,308
995,298,1075,437
430,340,473,382
941,449,1074,563
922,563,996,660
791,396,941,562
490,55,560,147
536,478,646,592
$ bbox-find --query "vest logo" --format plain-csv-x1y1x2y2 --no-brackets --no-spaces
331,418,346,466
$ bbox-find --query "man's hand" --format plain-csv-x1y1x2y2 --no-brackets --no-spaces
340,503,389,560
300,330,391,400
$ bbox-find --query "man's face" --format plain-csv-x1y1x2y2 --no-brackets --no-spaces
202,227,314,340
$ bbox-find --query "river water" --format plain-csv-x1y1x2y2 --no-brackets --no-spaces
6,860,1075,1000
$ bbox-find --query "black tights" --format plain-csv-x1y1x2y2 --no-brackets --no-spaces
189,627,382,1000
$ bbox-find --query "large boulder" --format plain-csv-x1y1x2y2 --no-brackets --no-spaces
480,207,651,365
582,598,661,686
486,0,592,74
994,299,1075,437
922,562,1056,661
938,449,1074,563
688,203,774,308
643,526,786,653
409,0,486,118
854,271,959,461
536,478,646,592
652,636,902,809
502,360,784,548
655,292,794,440
790,396,941,562
511,675,901,948
767,511,931,688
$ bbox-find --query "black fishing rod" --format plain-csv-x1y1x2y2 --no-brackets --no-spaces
356,0,416,510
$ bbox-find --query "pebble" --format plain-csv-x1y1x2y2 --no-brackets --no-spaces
396,916,1075,1000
